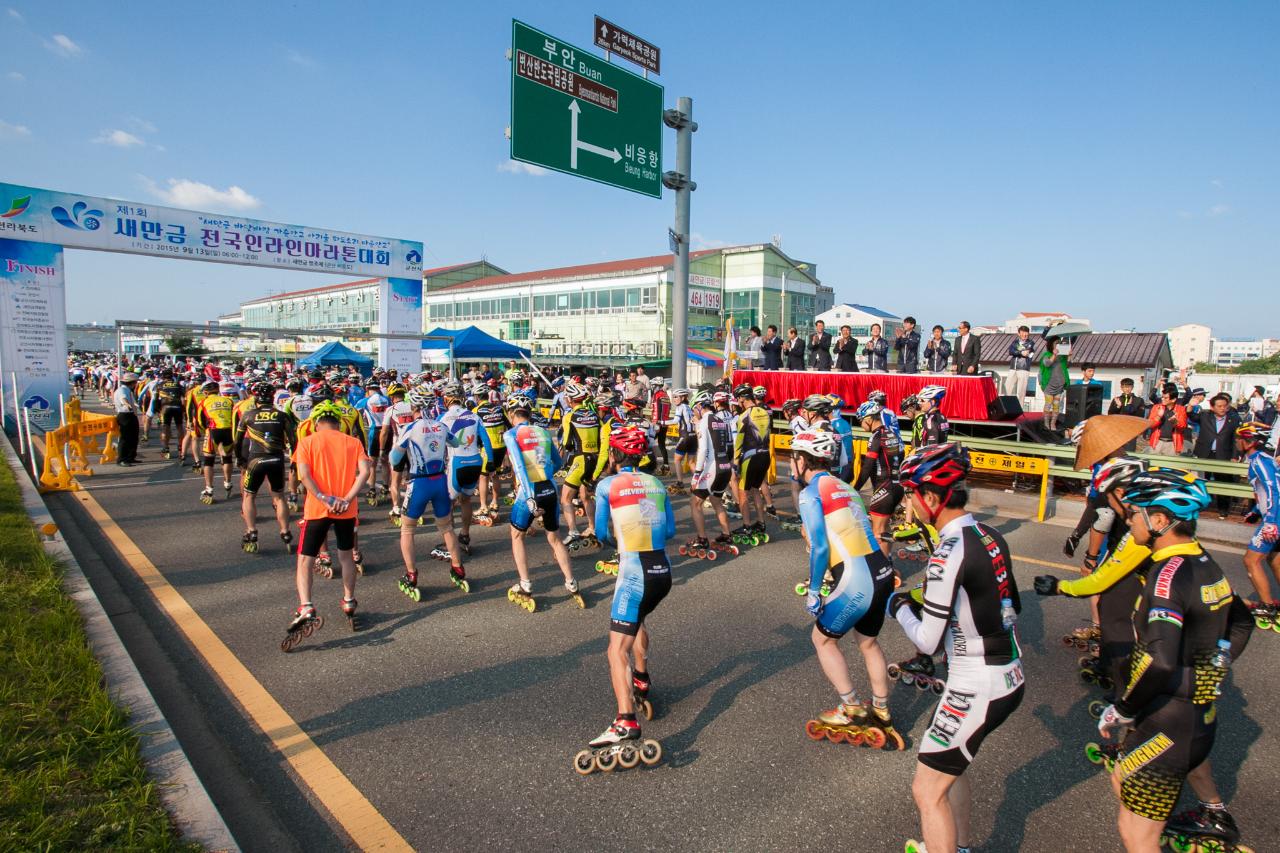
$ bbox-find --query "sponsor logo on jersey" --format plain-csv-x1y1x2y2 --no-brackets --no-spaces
1117,732,1173,779
927,687,975,747
1200,577,1231,607
1154,557,1182,599
1147,607,1183,627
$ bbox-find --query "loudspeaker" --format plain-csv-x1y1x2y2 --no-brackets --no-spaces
988,395,1023,421
1062,384,1104,428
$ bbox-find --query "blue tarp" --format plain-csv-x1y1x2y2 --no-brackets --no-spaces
296,341,375,377
421,326,531,360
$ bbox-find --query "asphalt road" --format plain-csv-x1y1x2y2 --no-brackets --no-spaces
48,425,1277,853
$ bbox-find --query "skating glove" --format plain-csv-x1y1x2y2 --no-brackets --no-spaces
1262,523,1279,543
1033,575,1059,596
526,497,540,516
886,591,914,619
804,591,823,616
1096,704,1134,739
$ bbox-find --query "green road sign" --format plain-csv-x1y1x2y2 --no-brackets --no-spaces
510,20,663,198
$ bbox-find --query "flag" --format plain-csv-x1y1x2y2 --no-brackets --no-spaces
722,315,737,380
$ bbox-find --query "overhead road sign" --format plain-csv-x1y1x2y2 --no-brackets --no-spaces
593,16,661,75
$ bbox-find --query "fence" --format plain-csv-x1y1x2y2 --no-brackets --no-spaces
39,400,118,491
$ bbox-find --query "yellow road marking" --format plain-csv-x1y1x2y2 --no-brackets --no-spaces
1012,554,1080,573
60,471,411,851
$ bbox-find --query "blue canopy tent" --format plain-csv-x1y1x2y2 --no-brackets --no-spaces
421,325,547,385
296,341,375,377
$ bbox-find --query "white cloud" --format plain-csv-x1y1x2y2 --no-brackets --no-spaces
1207,204,1231,217
44,33,82,57
498,160,548,176
285,48,317,69
1210,179,1223,189
5,71,23,82
92,129,144,148
691,232,730,250
142,177,262,212
7,8,22,22
0,119,31,139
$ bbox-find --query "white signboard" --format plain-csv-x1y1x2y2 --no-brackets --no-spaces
0,239,67,433
689,288,721,310
0,182,424,279
379,277,425,375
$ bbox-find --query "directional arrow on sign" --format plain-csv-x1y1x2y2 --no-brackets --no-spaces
568,100,621,170
600,23,609,39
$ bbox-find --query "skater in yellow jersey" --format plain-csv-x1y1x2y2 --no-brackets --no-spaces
197,381,238,504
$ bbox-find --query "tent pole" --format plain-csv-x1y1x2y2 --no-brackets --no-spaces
449,341,455,379
520,353,553,391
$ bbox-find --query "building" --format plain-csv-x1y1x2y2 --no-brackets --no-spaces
423,244,832,369
1210,337,1280,369
815,304,903,338
1165,323,1212,370
999,312,1093,334
66,323,116,352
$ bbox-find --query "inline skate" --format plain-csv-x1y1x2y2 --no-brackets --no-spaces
731,524,767,548
398,570,421,602
794,574,834,597
1248,601,1279,632
1161,804,1252,853
668,480,687,495
1078,655,1114,690
632,672,654,720
161,447,172,460
595,552,620,576
678,536,716,560
389,506,403,527
286,491,299,512
448,563,470,594
777,513,804,533
888,654,944,694
457,533,471,557
341,597,362,631
364,484,384,507
565,532,599,553
430,544,451,562
223,480,233,498
712,533,741,556
280,604,323,652
507,582,536,612
1087,699,1110,720
314,552,334,579
1083,741,1123,773
804,702,905,750
565,578,585,609
572,719,662,776
241,530,259,553
892,522,929,562
1062,621,1102,651
473,508,496,527
280,529,294,549
199,487,214,505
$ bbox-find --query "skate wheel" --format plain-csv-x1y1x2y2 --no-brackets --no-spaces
1080,669,1096,684
459,579,470,594
411,587,421,602
638,699,653,721
931,679,944,695
706,549,717,561
887,664,900,679
896,549,909,560
1084,742,1103,764
864,728,887,749
804,720,825,740
639,739,662,766
524,598,535,612
678,545,688,556
571,593,585,610
824,728,845,744
595,750,618,773
618,745,641,769
573,749,596,776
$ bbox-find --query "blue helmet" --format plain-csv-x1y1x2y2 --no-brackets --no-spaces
1122,469,1210,521
855,401,882,421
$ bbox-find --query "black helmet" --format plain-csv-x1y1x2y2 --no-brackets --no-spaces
732,383,753,399
253,382,274,405
310,384,333,402
286,378,303,393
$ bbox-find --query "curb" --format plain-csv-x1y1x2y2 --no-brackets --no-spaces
1,435,239,853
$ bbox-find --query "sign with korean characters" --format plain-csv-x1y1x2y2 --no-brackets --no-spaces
510,20,663,198
593,16,660,74
0,182,425,279
0,239,67,434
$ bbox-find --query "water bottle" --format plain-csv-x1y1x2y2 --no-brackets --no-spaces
1209,639,1232,697
1000,597,1017,631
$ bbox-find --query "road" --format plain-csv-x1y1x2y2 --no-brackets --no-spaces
45,425,1277,853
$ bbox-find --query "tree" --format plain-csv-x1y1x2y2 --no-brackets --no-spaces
1235,353,1280,375
1192,361,1219,374
163,334,207,356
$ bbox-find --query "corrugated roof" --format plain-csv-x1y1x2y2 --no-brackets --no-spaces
979,332,1171,369
240,261,489,306
1019,311,1072,318
832,303,899,320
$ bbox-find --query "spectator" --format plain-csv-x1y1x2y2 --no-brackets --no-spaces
923,325,952,373
1248,386,1267,420
1184,387,1207,448
1107,378,1144,417
760,325,783,370
1193,392,1242,518
1005,325,1035,399
113,371,141,466
624,370,644,401
1147,384,1188,456
833,325,859,372
744,326,764,368
1076,364,1101,386
862,323,889,371
809,320,833,371
783,327,806,370
893,316,921,373
1036,338,1070,432
952,320,981,375
636,366,651,392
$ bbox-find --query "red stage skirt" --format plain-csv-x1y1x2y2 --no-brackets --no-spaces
734,370,999,421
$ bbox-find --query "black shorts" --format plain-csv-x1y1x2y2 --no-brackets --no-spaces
483,446,507,475
817,554,896,639
674,435,697,455
738,452,771,491
1118,696,1216,822
609,550,673,636
509,481,560,533
692,468,732,500
868,483,905,518
242,457,285,494
161,406,184,428
203,428,234,463
393,455,409,473
299,516,357,557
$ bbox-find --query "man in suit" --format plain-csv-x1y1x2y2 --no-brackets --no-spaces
1193,392,1243,518
809,320,833,371
863,323,889,371
893,316,921,373
783,327,806,370
833,325,859,372
760,324,783,370
952,320,981,375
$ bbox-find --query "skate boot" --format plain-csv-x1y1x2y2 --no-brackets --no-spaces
1087,699,1110,720
1078,655,1114,690
430,544,450,562
389,506,404,527
449,563,470,593
457,533,471,557
473,508,494,527
713,533,741,557
572,497,585,517
566,578,585,609
242,530,259,553
280,604,323,652
161,447,172,460
1063,530,1082,557
199,487,214,505
668,480,687,495
364,486,381,507
678,536,711,558
341,597,363,631
314,552,333,579
632,672,653,720
658,463,670,476
749,521,770,545
794,573,834,597
724,501,742,520
1083,741,1124,773
507,581,535,612
192,460,203,473
1161,804,1248,853
280,529,294,548
223,480,233,498
573,717,662,775
730,525,757,547
765,504,779,519
595,551,620,576
887,653,944,694
566,531,598,553
805,702,902,749
352,547,364,575
859,703,906,750
1062,622,1102,651
287,492,299,512
777,513,804,532
1248,601,1278,631
398,570,421,602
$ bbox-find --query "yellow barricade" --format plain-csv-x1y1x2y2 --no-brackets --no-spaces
39,408,119,491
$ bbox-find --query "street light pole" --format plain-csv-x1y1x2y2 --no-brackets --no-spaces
663,97,697,390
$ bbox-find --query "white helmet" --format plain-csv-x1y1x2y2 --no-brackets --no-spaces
917,385,947,402
1069,420,1088,446
564,381,586,398
791,430,838,461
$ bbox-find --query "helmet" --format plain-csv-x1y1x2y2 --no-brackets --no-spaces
310,384,333,402
609,424,650,457
1093,456,1148,494
310,401,343,421
308,370,324,382
752,385,768,401
364,379,380,390
868,390,887,405
594,392,617,409
899,443,970,492
504,396,531,414
387,383,407,397
564,381,586,399
585,376,600,388
1122,469,1211,521
407,389,432,410
286,378,303,393
1068,421,1088,446
672,387,691,399
782,398,801,414
442,382,462,401
732,383,753,399
900,394,919,411
829,395,845,410
201,380,219,392
791,430,838,461
1237,421,1271,446
917,385,946,403
855,401,883,421
253,382,274,405
691,391,712,408
651,377,666,387
801,394,831,416
712,391,731,406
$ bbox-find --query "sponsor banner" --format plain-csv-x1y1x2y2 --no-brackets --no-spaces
0,239,67,433
379,277,423,375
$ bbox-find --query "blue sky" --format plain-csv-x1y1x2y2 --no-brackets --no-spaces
3,1,1277,335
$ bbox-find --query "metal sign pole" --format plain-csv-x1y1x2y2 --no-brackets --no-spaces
663,96,697,390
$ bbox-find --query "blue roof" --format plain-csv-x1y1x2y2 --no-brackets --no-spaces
835,303,899,320
421,326,531,359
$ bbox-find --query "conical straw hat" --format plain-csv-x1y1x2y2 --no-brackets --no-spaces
1075,415,1149,470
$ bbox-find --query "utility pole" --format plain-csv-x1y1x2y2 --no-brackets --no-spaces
663,97,697,390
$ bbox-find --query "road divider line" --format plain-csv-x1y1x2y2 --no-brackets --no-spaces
1012,554,1079,573
70,486,411,852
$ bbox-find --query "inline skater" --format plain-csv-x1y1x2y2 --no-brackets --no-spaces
650,378,671,474
437,384,483,561
182,378,212,472
285,378,313,422
359,379,390,503
827,395,855,482
559,383,603,551
1237,422,1280,623
234,382,297,553
154,368,186,460
577,425,675,771
886,443,1024,853
916,386,950,447
380,384,415,524
684,390,738,556
474,386,510,519
852,401,904,557
197,381,238,504
732,384,773,543
792,430,903,749
501,397,583,610
1098,469,1255,852
137,369,159,444
668,388,695,493
389,390,468,602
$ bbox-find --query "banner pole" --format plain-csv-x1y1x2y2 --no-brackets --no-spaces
12,373,24,455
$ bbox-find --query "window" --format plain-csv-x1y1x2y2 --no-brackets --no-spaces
610,289,624,308
626,288,640,307
570,292,582,310
642,287,655,305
